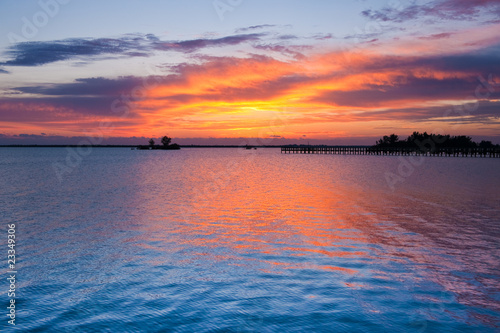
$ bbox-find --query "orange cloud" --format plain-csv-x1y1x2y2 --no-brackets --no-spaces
2,25,500,140
125,42,499,139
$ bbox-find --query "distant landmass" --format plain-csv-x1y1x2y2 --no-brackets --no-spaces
136,136,181,150
371,132,499,150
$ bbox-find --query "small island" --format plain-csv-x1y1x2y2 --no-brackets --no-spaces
136,136,180,150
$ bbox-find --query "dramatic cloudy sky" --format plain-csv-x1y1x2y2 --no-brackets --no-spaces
1,0,499,144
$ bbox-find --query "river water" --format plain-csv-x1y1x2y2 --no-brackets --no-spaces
1,147,499,332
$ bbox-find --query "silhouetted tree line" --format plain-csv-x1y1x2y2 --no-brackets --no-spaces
138,136,180,150
373,132,499,151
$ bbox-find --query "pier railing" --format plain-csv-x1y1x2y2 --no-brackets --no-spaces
281,146,500,158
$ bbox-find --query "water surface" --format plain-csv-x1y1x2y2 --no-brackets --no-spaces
1,147,499,332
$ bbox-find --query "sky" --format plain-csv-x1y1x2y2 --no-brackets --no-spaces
0,0,499,145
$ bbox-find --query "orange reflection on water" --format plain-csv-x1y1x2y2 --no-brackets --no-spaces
131,149,380,275
129,149,500,326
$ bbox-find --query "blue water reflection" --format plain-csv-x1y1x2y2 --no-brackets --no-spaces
1,147,499,332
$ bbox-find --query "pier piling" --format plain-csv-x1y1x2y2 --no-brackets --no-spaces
280,146,500,158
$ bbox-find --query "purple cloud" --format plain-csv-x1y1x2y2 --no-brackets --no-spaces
235,25,277,33
14,77,147,96
362,0,500,23
153,33,265,53
1,35,153,67
0,33,267,67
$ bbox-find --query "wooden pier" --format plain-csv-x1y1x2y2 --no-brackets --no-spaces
281,146,500,158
